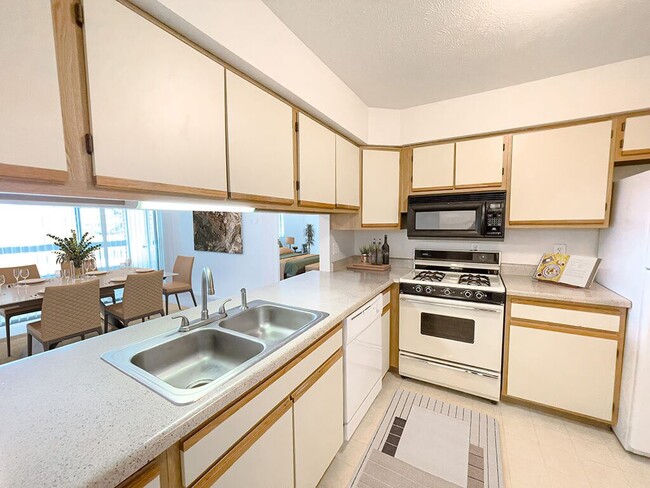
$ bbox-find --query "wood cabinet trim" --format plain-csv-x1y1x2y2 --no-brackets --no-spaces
298,200,336,209
192,398,293,488
181,322,342,451
0,163,67,184
290,348,343,402
117,459,160,488
94,176,227,199
509,296,625,315
229,192,294,206
501,393,611,428
509,319,618,340
335,203,360,211
389,283,400,369
382,303,390,316
360,223,401,229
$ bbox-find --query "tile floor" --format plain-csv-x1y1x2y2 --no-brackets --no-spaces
318,372,650,488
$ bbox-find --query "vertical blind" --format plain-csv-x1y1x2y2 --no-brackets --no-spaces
0,204,162,278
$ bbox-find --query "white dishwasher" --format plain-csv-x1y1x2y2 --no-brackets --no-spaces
343,294,383,440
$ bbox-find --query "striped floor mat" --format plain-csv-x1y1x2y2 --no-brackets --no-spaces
350,388,504,488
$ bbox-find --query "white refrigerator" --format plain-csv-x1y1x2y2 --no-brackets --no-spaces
598,169,650,456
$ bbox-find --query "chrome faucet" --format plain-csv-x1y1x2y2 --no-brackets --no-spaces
240,288,248,311
201,267,215,320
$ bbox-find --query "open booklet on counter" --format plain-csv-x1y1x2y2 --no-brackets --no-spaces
533,253,601,288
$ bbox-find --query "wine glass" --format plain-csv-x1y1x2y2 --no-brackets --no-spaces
89,260,97,272
20,268,29,286
82,260,91,279
125,258,132,270
54,269,62,284
63,268,70,283
13,268,20,286
0,275,5,296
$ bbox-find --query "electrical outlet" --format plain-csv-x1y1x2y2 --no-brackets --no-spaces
470,243,479,251
553,244,567,254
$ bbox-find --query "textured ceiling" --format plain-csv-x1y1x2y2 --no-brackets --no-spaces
261,0,650,109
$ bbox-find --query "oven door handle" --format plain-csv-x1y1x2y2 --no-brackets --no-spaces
400,352,500,379
399,296,502,313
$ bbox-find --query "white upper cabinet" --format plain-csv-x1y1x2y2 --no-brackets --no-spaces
621,114,650,153
362,150,400,227
335,135,360,208
411,143,454,191
83,0,227,196
455,136,504,187
0,1,66,181
509,121,612,225
226,70,294,203
298,114,336,207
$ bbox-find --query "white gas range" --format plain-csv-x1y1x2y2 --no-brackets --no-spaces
399,249,506,401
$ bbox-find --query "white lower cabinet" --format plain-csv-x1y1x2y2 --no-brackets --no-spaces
503,298,624,423
183,327,344,488
506,325,617,421
209,402,295,488
293,358,344,488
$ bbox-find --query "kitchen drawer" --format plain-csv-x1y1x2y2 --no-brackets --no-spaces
510,300,620,333
180,325,342,487
506,325,617,421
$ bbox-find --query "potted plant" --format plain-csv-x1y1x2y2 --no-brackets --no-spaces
359,245,370,263
47,230,101,277
304,223,316,254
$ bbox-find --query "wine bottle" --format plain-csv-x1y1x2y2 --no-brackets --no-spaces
382,235,390,264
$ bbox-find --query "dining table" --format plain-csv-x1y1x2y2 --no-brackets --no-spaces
0,269,178,357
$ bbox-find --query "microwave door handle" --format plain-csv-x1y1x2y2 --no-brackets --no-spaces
478,202,487,235
400,296,502,313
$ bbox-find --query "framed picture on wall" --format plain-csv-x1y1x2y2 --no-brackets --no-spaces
193,211,243,254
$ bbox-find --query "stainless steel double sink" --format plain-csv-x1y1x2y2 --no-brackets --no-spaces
101,300,328,404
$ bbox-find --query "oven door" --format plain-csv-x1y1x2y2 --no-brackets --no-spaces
407,201,486,239
399,294,504,371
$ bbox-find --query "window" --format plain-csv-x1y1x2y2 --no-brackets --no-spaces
0,204,161,277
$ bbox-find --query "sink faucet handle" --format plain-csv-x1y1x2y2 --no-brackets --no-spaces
218,298,232,315
172,315,190,332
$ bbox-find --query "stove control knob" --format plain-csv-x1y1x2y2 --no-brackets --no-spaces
442,288,451,296
415,285,423,293
425,286,433,294
463,290,473,298
475,291,486,300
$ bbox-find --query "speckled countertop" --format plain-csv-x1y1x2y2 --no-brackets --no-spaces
501,264,631,308
0,266,411,488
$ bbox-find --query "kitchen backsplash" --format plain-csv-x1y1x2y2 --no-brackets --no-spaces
348,228,600,265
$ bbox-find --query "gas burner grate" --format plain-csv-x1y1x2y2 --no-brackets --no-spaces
413,270,446,282
458,274,491,287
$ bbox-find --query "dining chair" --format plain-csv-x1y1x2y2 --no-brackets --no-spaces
0,264,42,357
60,259,116,304
26,279,102,355
104,270,164,332
162,256,196,315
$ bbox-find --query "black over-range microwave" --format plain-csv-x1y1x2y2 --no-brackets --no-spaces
406,191,506,240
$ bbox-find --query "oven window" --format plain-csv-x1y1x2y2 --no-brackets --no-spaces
420,313,475,344
415,210,477,230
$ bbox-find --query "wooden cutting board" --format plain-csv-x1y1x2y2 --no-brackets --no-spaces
347,262,391,272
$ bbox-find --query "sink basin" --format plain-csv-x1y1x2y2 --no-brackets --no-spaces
131,329,265,390
219,302,321,343
102,299,328,404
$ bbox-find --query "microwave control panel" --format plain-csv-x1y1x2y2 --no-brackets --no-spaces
485,202,505,236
